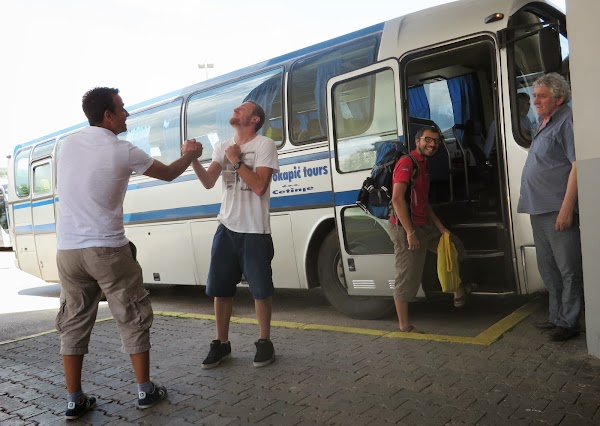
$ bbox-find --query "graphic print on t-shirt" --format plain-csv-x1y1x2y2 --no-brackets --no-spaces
223,151,256,191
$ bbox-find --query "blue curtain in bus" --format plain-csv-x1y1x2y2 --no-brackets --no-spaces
244,76,281,136
408,85,430,119
447,73,483,140
314,56,342,136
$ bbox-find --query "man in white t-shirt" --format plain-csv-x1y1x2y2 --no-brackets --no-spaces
56,87,202,420
188,101,279,369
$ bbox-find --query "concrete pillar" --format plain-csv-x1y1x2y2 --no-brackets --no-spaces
567,0,600,357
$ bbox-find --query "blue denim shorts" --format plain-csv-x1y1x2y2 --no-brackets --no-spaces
206,224,274,299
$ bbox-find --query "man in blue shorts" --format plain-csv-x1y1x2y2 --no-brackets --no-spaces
187,101,279,368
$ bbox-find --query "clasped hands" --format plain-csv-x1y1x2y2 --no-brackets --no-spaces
181,139,203,158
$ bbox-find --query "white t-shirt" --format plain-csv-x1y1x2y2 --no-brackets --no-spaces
56,126,154,249
212,135,279,234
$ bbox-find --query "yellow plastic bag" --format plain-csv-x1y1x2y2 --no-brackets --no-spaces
437,232,461,293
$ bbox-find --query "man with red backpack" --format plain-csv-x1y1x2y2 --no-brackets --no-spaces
390,125,474,333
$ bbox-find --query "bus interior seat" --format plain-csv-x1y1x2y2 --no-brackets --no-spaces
264,126,282,141
453,120,494,204
462,120,489,168
298,119,321,140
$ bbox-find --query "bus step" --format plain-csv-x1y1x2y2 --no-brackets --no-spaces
464,250,504,259
460,254,515,293
450,222,504,252
422,249,515,293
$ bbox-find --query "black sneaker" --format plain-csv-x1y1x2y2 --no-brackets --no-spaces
253,339,275,367
549,326,580,342
534,320,557,330
137,382,167,409
65,395,96,420
201,340,231,369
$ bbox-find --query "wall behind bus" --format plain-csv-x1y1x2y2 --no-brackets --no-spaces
567,0,600,358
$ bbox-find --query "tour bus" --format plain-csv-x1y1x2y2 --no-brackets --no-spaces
0,184,10,250
7,0,568,319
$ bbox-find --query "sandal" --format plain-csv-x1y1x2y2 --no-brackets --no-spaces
400,325,425,334
453,296,466,308
454,283,478,308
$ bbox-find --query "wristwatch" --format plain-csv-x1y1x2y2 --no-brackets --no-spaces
232,161,243,170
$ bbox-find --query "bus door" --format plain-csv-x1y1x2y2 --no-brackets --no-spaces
30,158,59,281
11,147,42,277
326,59,403,297
0,187,10,248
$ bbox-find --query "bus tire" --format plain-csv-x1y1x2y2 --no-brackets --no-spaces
317,229,394,320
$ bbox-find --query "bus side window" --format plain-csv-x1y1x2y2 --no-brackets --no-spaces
186,68,285,158
14,148,31,197
119,99,183,167
33,163,52,196
243,76,284,146
289,36,378,145
0,188,7,230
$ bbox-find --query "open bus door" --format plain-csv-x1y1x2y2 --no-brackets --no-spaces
30,158,59,281
325,59,408,305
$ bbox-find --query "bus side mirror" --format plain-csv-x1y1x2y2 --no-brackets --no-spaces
539,26,562,73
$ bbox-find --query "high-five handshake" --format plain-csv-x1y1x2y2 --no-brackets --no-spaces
181,138,203,158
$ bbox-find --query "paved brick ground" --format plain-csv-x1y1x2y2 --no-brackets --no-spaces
1,309,600,425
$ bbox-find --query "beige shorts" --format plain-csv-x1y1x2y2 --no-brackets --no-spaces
390,224,465,301
55,242,153,355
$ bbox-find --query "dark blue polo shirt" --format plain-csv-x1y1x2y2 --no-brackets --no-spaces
517,104,576,215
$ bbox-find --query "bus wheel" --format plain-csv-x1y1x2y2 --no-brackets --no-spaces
317,229,394,320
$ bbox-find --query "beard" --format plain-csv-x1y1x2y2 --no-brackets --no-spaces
229,115,253,128
417,146,436,157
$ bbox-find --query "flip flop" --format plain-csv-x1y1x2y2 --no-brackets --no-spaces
454,283,478,308
453,296,466,308
400,325,425,334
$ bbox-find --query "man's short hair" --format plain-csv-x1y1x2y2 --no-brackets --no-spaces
82,87,120,125
415,125,441,141
246,100,266,132
534,73,571,103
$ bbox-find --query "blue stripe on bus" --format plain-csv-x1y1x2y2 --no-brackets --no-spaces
122,191,335,223
31,199,55,208
126,151,331,191
278,151,329,166
15,225,33,234
13,203,30,210
334,190,360,206
13,198,57,209
14,190,359,235
123,204,221,223
15,223,55,234
272,191,333,208
127,174,197,191
34,223,55,233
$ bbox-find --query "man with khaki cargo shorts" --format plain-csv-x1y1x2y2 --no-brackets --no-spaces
390,125,474,334
56,87,202,420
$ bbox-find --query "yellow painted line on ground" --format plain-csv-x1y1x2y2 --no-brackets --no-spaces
0,299,541,347
0,329,58,345
0,316,114,346
474,298,543,345
156,298,542,346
